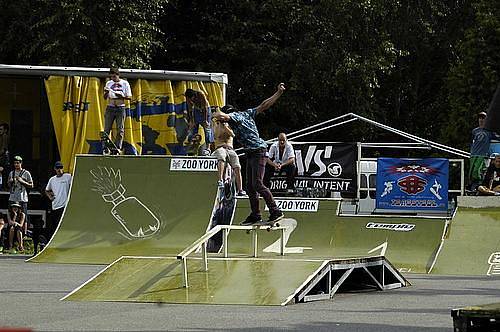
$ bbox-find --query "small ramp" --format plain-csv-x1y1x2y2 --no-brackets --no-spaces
63,256,407,306
64,224,408,305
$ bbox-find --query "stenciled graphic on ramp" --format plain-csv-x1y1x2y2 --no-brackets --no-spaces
487,252,500,276
263,218,312,254
90,166,161,240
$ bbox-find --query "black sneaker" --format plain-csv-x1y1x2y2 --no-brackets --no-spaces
240,215,263,226
268,211,284,224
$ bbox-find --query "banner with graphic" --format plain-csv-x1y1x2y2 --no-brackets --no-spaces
268,142,357,197
376,158,449,211
45,76,224,172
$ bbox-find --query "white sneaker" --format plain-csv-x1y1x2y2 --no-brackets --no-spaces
236,190,247,196
217,180,224,188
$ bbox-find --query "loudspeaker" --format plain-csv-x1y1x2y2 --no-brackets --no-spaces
486,83,500,132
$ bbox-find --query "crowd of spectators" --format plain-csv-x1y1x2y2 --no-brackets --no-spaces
0,155,71,255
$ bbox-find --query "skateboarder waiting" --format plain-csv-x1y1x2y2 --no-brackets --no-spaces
103,68,132,152
213,83,286,225
212,119,246,196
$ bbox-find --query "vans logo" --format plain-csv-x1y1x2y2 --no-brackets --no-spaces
327,163,342,177
295,145,336,177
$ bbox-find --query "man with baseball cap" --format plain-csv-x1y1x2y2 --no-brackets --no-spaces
45,161,72,239
469,111,500,190
8,156,33,224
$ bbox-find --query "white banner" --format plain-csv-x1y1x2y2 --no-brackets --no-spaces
170,158,218,171
265,199,319,212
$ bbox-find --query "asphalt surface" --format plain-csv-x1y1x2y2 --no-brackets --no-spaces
1,256,499,331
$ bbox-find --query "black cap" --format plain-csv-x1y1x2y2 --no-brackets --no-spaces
54,161,63,168
221,105,237,113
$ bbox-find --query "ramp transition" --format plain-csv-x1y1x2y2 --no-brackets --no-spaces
63,255,407,305
430,207,500,276
31,155,219,264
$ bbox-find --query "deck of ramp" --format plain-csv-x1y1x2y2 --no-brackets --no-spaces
62,256,327,305
430,207,500,275
30,155,218,264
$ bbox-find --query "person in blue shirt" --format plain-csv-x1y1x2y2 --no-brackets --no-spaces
213,83,286,225
469,111,499,190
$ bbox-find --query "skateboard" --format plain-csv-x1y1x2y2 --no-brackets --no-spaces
244,220,281,234
100,131,120,155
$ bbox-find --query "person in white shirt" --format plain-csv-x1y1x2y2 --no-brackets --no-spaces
103,68,132,151
265,133,296,193
45,161,72,238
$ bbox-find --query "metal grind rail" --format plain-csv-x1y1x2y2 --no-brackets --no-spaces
176,224,286,288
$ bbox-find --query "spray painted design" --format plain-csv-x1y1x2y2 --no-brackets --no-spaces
90,166,161,240
263,218,312,254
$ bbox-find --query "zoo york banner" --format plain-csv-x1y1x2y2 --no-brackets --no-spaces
376,158,449,211
269,142,357,196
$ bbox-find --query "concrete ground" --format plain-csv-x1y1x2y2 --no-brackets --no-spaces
1,257,499,331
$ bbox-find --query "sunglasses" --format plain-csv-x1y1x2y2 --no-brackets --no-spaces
55,166,63,169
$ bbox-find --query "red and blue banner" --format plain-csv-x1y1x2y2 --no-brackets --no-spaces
376,158,449,211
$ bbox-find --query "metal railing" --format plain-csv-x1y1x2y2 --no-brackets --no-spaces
176,224,286,288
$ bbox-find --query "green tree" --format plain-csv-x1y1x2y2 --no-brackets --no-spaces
158,0,473,145
0,0,166,68
444,0,500,151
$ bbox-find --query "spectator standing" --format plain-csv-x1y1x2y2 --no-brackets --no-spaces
7,202,25,253
185,89,214,154
45,161,72,237
8,156,33,225
213,83,286,225
469,111,499,190
103,68,132,152
478,154,500,196
265,133,296,194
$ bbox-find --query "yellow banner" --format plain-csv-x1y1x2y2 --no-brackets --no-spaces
45,76,224,171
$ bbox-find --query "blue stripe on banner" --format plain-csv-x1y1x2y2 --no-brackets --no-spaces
128,102,187,118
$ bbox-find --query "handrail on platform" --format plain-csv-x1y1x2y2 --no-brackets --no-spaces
176,224,287,288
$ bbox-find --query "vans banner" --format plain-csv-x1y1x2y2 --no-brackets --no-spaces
268,142,357,196
376,157,449,211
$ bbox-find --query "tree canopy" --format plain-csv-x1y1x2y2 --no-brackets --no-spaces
1,0,498,151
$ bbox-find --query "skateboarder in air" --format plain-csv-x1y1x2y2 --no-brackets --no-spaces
213,83,286,225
